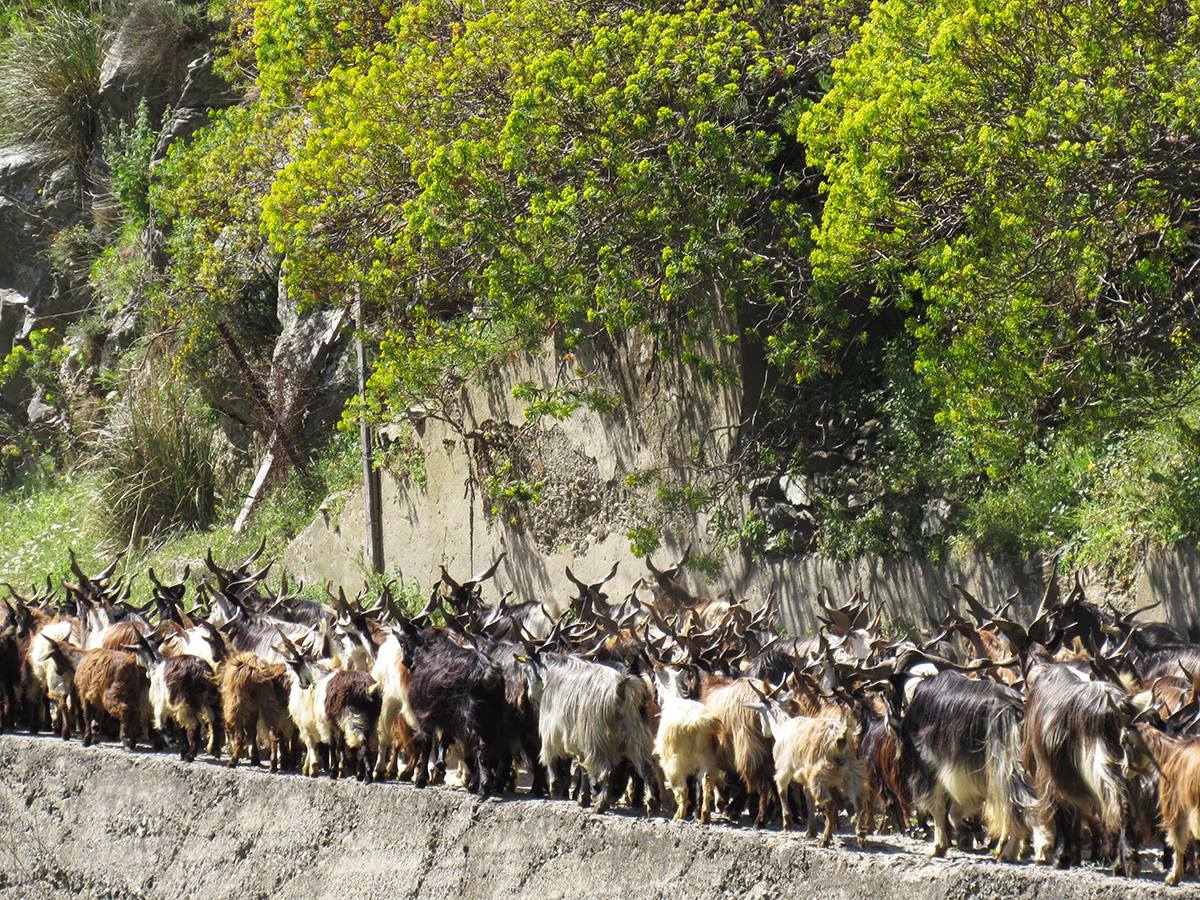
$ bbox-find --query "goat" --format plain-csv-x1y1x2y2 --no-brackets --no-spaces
531,654,662,814
72,647,148,749
754,695,867,846
370,629,418,781
1133,724,1200,885
5,597,54,732
900,671,1032,860
653,665,724,822
698,672,774,827
0,601,20,731
1023,658,1151,875
131,637,221,762
393,622,515,795
323,669,382,781
861,706,911,835
220,651,295,771
28,617,80,735
278,643,336,777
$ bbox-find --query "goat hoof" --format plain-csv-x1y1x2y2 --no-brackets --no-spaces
930,846,947,858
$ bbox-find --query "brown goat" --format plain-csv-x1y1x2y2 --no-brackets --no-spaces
99,620,149,652
220,652,295,771
1132,725,1200,885
73,648,148,749
699,672,774,827
324,669,382,781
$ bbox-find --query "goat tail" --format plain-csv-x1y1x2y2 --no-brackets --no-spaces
984,709,1034,850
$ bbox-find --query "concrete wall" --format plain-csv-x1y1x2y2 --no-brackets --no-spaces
284,333,1200,634
0,736,1174,899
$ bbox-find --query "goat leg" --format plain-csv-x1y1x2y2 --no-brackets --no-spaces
930,791,950,857
777,778,794,831
412,732,432,788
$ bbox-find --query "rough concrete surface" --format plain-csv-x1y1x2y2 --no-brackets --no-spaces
0,735,1194,899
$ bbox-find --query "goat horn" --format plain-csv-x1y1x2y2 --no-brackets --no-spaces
564,566,588,592
1122,598,1163,623
468,552,506,587
68,549,89,583
438,565,461,592
244,536,267,567
97,552,123,582
596,561,619,588
953,583,993,625
205,549,228,576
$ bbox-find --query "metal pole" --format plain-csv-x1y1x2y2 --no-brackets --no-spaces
356,288,384,574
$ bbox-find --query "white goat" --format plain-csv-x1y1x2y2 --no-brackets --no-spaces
653,666,724,822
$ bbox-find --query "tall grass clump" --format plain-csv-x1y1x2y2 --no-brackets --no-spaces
94,363,223,545
0,7,106,166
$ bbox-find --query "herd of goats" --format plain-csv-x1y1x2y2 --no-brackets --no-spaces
3,545,1200,885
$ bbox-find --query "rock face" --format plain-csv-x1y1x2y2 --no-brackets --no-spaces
150,52,240,163
0,8,237,409
0,149,66,360
0,734,1174,899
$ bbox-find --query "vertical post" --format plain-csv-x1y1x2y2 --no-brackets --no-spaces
356,288,384,574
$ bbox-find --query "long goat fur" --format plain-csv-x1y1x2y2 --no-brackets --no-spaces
534,655,661,814
653,666,724,822
901,671,1033,860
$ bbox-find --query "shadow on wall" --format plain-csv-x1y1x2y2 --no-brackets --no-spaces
1141,543,1200,640
284,327,1200,635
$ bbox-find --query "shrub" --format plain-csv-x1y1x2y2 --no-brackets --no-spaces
94,360,223,544
0,7,106,167
102,99,156,226
48,222,103,280
89,222,151,312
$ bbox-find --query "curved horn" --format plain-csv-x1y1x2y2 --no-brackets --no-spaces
439,565,461,592
468,552,507,587
1122,598,1163,624
96,552,123,582
205,549,227,576
564,566,588,592
596,561,619,587
953,584,993,624
244,537,267,567
68,549,89,583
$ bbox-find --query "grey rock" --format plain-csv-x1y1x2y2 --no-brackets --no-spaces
26,388,59,427
779,474,812,508
100,303,140,370
921,497,953,537
99,0,190,120
151,52,238,163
